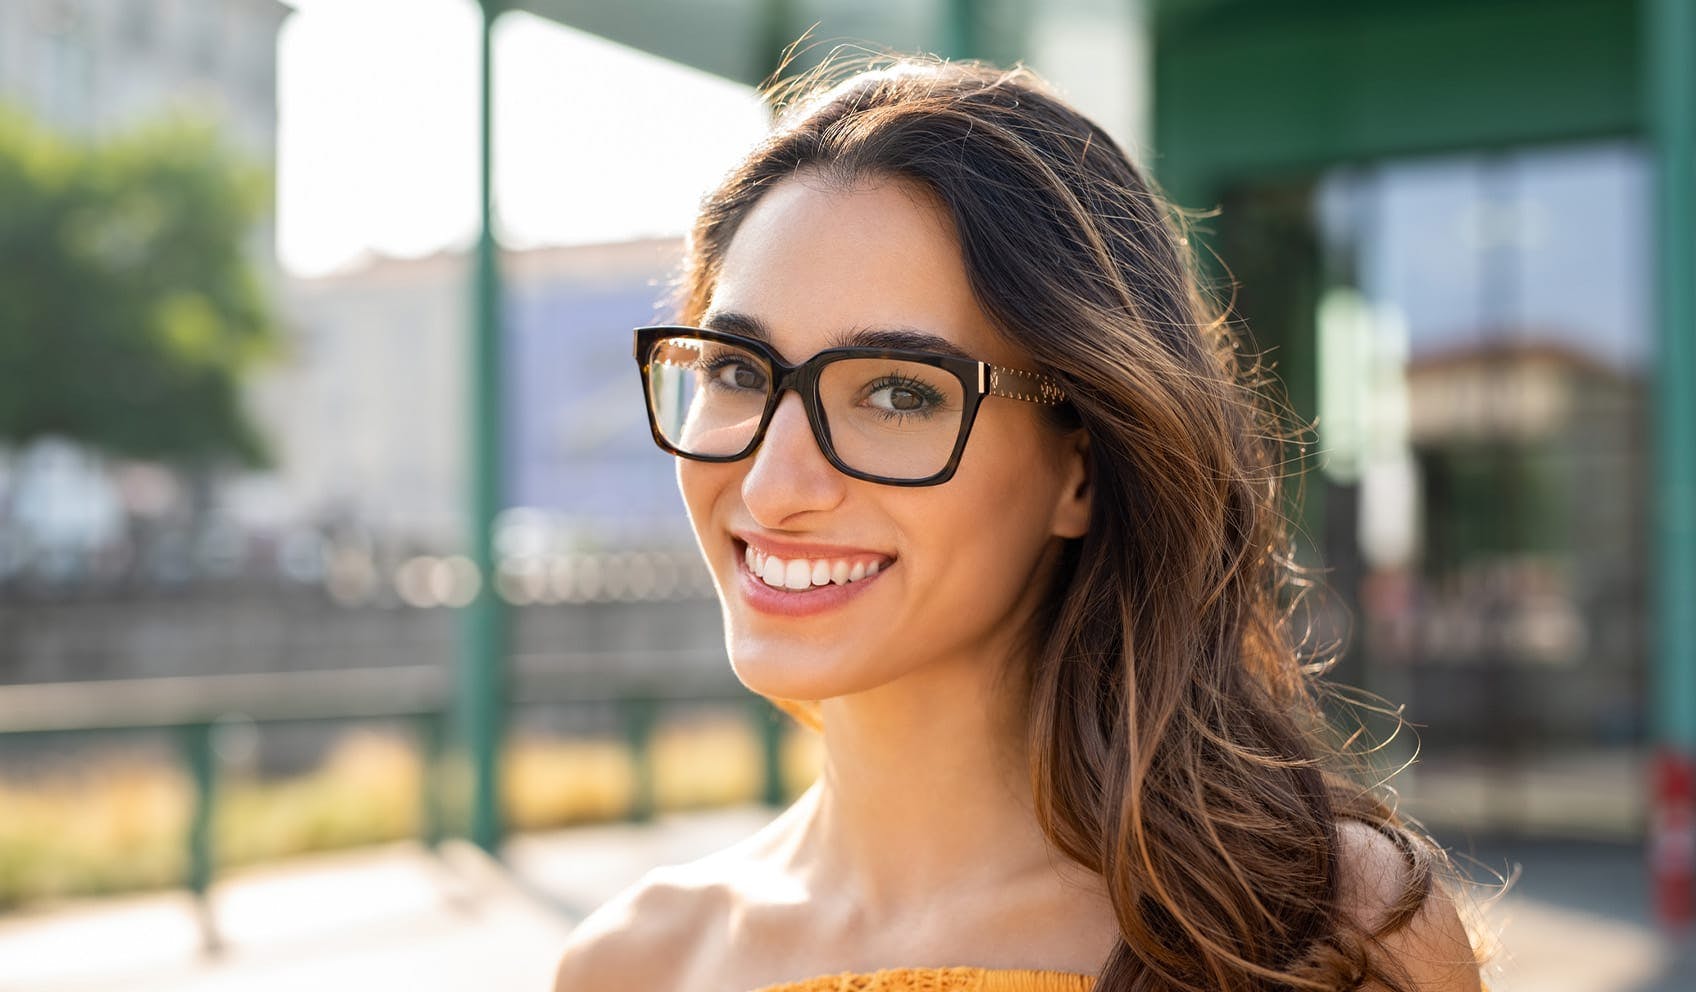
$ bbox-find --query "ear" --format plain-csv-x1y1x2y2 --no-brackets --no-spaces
1049,428,1092,539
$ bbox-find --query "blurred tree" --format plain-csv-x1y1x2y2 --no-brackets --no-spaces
0,107,278,469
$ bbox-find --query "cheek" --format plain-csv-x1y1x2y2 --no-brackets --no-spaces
914,422,1065,596
954,416,1066,526
676,460,734,546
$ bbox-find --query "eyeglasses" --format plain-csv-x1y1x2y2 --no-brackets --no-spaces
634,325,1067,486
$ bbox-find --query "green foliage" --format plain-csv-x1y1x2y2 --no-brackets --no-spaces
0,106,279,467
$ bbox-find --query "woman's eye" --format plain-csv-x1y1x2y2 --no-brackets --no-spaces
706,359,766,391
872,385,927,411
866,377,943,416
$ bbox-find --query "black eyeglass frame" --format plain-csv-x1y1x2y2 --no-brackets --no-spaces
633,325,1068,487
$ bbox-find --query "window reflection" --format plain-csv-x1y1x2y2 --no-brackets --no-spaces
1245,140,1653,834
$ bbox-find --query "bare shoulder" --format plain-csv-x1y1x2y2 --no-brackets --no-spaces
1335,819,1483,992
550,859,732,992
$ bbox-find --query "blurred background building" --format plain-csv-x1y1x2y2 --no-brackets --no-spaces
0,0,283,149
0,1,1692,990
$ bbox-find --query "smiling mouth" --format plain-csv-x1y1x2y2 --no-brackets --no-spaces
734,539,895,592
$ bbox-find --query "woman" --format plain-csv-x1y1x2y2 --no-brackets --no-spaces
554,54,1483,992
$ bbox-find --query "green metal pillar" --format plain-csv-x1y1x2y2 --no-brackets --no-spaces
459,0,509,855
417,710,446,849
749,696,788,807
1647,0,1696,924
1649,0,1696,755
943,0,979,60
179,722,221,953
621,694,658,822
756,0,794,86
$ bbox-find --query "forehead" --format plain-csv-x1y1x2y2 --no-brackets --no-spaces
704,174,1014,366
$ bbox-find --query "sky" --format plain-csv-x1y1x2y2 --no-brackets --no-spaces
275,0,770,277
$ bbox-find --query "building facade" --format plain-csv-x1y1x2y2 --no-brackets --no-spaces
0,0,285,154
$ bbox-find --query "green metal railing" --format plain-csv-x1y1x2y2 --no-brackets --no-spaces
0,666,789,953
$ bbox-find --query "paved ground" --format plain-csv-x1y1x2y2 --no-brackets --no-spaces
0,807,1690,991
1457,837,1696,992
0,808,773,992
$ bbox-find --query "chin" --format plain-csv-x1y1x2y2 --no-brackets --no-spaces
725,633,837,701
723,629,890,703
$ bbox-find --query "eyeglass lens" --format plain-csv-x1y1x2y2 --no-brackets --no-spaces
646,334,966,480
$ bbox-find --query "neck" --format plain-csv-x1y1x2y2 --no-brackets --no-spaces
782,646,1059,916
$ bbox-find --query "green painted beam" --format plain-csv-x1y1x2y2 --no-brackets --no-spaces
506,0,1015,87
1152,0,1640,208
503,0,780,84
1648,0,1696,754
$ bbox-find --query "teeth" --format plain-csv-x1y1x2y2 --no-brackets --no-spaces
743,543,890,591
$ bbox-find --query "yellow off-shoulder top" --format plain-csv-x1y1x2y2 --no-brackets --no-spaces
750,967,1096,991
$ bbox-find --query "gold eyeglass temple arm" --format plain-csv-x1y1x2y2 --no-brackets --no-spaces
986,365,1067,405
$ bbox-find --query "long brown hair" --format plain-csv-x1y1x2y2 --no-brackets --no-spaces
669,52,1456,991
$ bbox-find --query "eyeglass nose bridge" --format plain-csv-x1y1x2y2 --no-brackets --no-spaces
741,355,840,469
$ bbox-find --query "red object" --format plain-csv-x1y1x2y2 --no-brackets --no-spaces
1651,748,1696,926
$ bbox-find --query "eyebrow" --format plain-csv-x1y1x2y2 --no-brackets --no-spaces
700,309,975,361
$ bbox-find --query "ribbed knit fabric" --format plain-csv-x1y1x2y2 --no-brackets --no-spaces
749,967,1096,991
751,966,1485,992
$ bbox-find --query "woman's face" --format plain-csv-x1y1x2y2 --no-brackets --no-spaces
677,173,1091,703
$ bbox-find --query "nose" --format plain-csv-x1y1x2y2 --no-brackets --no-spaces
741,391,846,526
